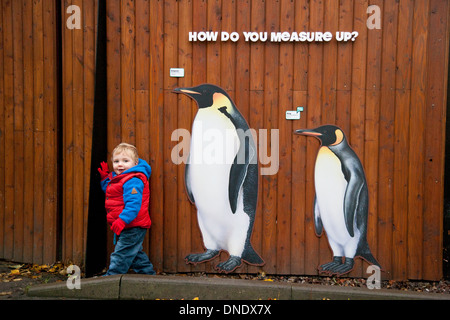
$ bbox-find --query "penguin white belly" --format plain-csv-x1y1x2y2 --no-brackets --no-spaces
188,109,250,256
315,147,359,257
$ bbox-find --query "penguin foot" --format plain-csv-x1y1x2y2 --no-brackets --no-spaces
319,257,354,276
333,258,354,276
319,256,343,274
215,255,242,273
185,249,219,265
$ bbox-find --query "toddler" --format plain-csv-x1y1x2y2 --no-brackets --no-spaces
98,143,155,276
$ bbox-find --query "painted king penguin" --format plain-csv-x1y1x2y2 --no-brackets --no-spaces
295,125,381,276
173,84,264,273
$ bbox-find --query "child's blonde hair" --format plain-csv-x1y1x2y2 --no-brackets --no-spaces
112,143,139,163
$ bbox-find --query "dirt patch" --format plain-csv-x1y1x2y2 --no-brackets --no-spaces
0,260,69,300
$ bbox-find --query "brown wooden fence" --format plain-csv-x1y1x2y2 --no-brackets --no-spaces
0,0,449,281
0,0,58,265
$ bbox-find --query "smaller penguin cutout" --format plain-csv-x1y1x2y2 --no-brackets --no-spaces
295,125,382,276
173,84,264,273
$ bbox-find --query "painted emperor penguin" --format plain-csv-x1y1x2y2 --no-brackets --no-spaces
295,125,381,276
173,84,264,273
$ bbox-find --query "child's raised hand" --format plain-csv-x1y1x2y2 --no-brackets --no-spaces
98,161,110,180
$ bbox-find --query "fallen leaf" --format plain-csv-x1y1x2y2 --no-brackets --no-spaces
8,264,23,270
9,270,20,276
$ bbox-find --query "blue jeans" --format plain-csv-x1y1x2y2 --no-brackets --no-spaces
105,227,156,276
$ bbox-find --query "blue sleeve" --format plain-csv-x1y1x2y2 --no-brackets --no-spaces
100,177,110,193
119,178,144,224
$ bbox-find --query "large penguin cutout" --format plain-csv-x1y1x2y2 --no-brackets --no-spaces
295,125,381,276
173,84,264,273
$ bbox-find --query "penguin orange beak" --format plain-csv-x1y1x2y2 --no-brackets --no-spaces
173,87,201,97
294,129,322,137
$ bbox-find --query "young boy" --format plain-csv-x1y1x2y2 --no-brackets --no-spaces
98,143,156,276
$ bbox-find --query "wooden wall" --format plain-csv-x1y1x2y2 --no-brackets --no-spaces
105,0,449,281
0,0,58,265
0,0,449,281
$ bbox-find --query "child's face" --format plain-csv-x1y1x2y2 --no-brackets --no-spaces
112,151,138,175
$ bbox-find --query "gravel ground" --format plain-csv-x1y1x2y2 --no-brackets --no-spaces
175,271,450,295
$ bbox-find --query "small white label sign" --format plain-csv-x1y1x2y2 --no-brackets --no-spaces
170,68,185,78
286,111,301,120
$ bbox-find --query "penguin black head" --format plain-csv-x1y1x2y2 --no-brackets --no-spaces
173,84,229,109
294,125,346,147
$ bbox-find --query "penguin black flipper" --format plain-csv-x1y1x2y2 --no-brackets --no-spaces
229,161,247,213
184,161,195,204
342,173,365,238
228,130,256,214
314,197,323,236
333,144,367,238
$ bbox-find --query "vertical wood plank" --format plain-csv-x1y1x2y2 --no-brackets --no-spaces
121,0,136,144
0,1,6,257
62,0,74,264
2,0,14,261
43,0,58,264
377,0,398,279
392,0,414,280
71,0,84,264
423,0,449,281
248,0,265,274
336,0,352,134
221,0,236,94
148,0,165,271
407,0,430,280
135,0,150,255
262,0,280,275
349,3,369,278
163,0,178,272
82,0,96,265
32,0,45,264
276,0,294,275
177,0,193,273
12,0,24,263
0,0,4,260
22,0,34,264
304,0,323,275
291,0,310,275
364,0,383,277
